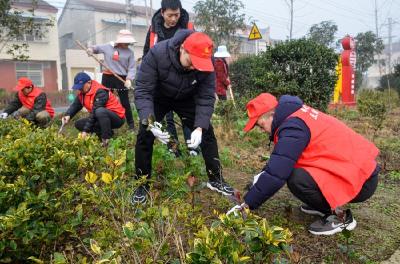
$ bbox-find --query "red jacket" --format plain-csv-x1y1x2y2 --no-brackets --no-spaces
78,81,125,118
276,104,379,209
214,58,230,96
18,87,55,117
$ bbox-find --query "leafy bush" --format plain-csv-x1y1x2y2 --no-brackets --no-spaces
0,120,119,261
379,63,400,94
230,38,338,111
375,137,400,171
357,89,387,136
0,120,293,263
186,211,292,263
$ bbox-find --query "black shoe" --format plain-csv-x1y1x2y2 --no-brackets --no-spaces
131,185,149,205
300,204,326,217
308,209,357,236
207,179,234,196
128,123,135,131
101,138,109,148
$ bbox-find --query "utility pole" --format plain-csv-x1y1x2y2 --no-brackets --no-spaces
290,0,293,40
126,0,133,32
374,0,382,78
388,17,393,74
150,0,153,17
144,0,149,28
285,0,294,40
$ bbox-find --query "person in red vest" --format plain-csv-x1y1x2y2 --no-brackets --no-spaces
142,0,196,157
1,77,54,127
227,93,380,236
62,72,126,147
214,45,231,100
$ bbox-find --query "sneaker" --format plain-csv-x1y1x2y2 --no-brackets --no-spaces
131,185,149,204
207,179,234,196
308,209,357,236
300,204,326,217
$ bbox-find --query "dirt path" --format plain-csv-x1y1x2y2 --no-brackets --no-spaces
381,249,400,264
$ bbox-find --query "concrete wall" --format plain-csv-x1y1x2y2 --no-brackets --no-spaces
93,12,148,58
65,49,103,89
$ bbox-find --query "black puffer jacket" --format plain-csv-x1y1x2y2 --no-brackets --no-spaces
135,30,216,130
142,8,191,56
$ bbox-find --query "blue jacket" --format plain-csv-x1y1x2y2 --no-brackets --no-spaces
134,30,216,130
244,95,311,210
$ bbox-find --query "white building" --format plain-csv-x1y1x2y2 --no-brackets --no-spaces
0,0,62,92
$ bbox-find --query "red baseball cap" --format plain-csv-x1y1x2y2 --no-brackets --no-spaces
244,93,278,132
182,32,214,72
15,77,33,91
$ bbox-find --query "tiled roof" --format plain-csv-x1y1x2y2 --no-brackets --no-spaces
11,0,58,12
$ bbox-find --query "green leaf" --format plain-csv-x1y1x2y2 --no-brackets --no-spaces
27,256,44,264
53,252,67,264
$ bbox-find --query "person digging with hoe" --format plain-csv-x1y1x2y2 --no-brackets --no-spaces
227,93,380,235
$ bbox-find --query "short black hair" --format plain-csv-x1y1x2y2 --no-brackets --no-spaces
161,0,182,11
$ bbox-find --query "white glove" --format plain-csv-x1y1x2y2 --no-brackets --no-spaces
62,115,70,124
150,121,170,144
188,128,202,149
124,79,132,88
0,113,8,119
226,203,248,216
253,172,263,185
86,48,93,56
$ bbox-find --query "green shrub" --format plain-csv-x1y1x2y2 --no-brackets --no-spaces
186,211,292,263
230,39,338,111
375,137,400,171
0,120,293,263
357,90,387,136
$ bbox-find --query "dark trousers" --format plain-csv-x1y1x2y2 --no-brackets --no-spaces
217,94,227,100
287,166,380,214
135,96,221,181
75,107,125,139
102,74,134,128
165,111,191,142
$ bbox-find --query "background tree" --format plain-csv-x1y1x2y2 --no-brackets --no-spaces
307,20,338,48
230,38,338,111
193,0,246,51
354,31,384,88
0,0,53,60
379,63,400,93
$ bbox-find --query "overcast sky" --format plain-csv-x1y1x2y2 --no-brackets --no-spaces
49,0,400,43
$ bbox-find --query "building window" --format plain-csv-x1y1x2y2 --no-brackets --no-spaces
16,28,47,42
16,62,44,87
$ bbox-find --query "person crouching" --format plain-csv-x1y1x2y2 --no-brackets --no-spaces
62,72,125,146
1,77,54,127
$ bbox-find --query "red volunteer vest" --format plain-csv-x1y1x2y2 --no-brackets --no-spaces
18,87,55,118
78,81,125,119
274,104,379,209
149,22,194,48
